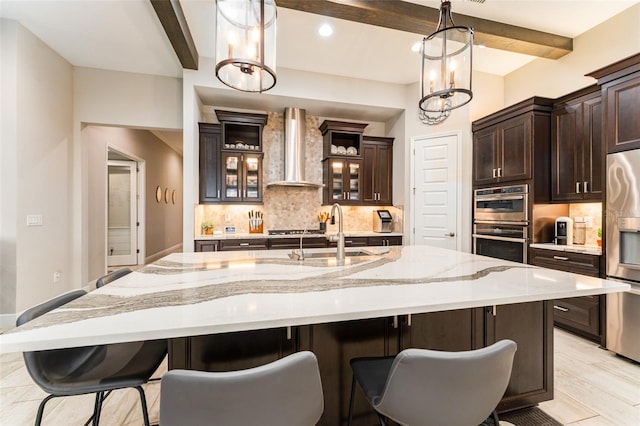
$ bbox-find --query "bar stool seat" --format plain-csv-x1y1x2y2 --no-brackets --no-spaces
348,340,517,426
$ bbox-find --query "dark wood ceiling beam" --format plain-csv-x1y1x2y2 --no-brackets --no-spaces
150,0,199,70
277,0,572,59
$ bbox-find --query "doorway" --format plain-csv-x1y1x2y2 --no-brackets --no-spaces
107,155,142,267
411,132,460,250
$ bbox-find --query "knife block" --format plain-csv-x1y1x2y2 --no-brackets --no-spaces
249,221,263,234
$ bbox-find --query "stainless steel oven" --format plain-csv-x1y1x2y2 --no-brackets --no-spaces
474,184,529,223
473,184,529,263
473,221,529,263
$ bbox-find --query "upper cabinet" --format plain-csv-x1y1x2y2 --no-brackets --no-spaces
198,111,268,204
362,136,394,205
199,123,222,203
587,53,640,153
320,120,368,205
551,85,603,202
472,97,553,198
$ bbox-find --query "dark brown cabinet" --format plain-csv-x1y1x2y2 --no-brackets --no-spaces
367,235,402,246
530,247,605,344
268,237,328,250
400,309,481,352
198,111,267,205
473,115,531,185
472,97,553,197
587,53,640,153
169,327,296,372
322,157,363,205
362,136,393,205
199,123,222,203
552,86,603,201
299,318,398,426
194,240,219,252
485,301,554,412
220,151,263,203
218,238,268,251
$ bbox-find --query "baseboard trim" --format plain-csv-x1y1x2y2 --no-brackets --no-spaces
145,243,183,265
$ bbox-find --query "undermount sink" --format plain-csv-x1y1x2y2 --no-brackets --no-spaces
289,250,376,260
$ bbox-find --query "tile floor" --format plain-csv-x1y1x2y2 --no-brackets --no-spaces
1,328,638,425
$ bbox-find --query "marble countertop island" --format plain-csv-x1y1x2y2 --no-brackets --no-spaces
0,245,629,353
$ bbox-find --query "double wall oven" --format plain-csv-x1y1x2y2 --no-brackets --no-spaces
473,184,529,263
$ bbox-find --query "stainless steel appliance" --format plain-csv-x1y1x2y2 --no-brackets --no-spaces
373,210,392,233
474,184,528,223
473,184,529,263
554,216,573,245
606,149,640,362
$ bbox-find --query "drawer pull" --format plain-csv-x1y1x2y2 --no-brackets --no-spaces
553,305,569,312
239,242,250,246
553,256,569,261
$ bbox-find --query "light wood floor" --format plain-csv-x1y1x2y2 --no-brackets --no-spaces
1,328,638,425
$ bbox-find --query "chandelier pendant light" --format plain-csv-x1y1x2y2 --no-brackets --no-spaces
419,0,473,123
215,0,277,92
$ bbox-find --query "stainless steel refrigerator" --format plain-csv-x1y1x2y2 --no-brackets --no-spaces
606,149,640,362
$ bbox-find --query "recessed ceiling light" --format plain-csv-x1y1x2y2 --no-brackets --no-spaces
318,24,333,37
411,42,421,52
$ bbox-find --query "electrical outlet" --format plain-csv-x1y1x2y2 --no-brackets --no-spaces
53,271,61,283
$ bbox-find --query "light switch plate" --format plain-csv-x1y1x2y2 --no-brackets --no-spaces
26,214,43,226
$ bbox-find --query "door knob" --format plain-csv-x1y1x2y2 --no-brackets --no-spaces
444,232,455,237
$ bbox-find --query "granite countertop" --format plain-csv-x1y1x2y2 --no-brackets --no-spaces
530,243,602,256
0,245,628,353
196,231,404,240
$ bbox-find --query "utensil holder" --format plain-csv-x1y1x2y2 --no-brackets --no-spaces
249,220,263,234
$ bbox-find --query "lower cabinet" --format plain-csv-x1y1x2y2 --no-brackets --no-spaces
268,237,328,250
169,327,296,372
298,318,398,426
168,302,553,425
196,235,403,251
530,247,605,344
485,301,554,412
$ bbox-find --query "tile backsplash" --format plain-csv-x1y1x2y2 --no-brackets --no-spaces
569,202,603,245
195,110,403,236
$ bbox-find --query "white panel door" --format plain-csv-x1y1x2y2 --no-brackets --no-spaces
412,134,458,249
107,160,138,266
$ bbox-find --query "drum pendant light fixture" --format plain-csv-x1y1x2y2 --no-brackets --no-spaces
419,0,473,124
215,0,277,92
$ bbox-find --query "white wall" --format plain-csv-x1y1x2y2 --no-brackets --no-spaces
505,4,640,103
0,19,74,320
83,126,183,281
73,67,182,287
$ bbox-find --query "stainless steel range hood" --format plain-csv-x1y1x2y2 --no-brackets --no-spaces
267,108,323,188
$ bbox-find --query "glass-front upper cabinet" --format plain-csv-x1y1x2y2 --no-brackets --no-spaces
324,158,362,205
221,152,263,203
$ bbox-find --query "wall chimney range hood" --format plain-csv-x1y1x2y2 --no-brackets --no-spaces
267,108,323,188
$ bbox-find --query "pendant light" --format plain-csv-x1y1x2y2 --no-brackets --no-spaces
419,0,473,124
215,0,277,92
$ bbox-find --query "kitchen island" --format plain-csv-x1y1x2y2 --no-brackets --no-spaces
0,245,629,424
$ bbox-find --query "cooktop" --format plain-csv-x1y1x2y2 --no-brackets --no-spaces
267,229,325,235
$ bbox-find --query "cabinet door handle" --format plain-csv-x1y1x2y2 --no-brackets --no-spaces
392,316,398,329
576,182,581,193
407,314,412,327
497,167,502,177
553,255,569,261
217,190,220,198
345,240,353,243
286,326,292,340
492,168,497,178
553,305,569,312
239,242,250,246
584,181,589,193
